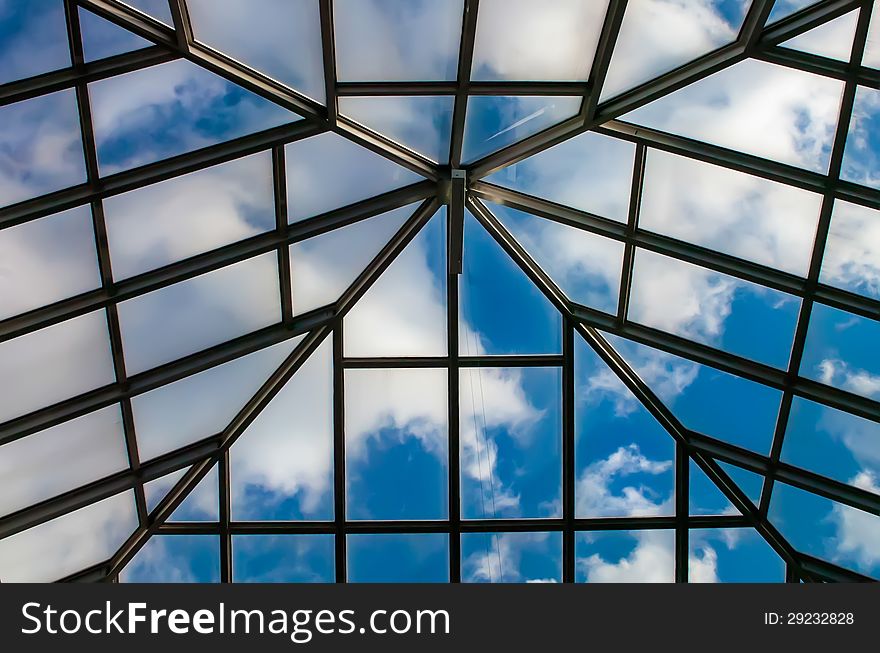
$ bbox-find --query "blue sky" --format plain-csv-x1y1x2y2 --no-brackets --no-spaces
0,0,877,584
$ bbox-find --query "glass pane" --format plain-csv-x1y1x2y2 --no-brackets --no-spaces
800,303,880,401
640,149,822,276
768,1,817,24
820,199,880,299
346,368,448,521
782,397,880,490
840,85,880,190
79,7,151,62
231,338,333,521
104,152,275,280
0,310,115,423
460,211,561,355
490,202,624,314
0,0,70,84
689,460,737,516
461,531,562,583
0,405,127,517
90,59,299,175
233,534,335,582
285,132,423,222
133,338,300,461
167,464,219,522
338,96,454,163
344,208,447,357
485,131,635,223
290,203,415,315
0,205,100,320
718,461,764,506
607,334,782,455
601,0,749,101
471,0,607,81
347,533,449,582
462,95,581,164
769,481,879,578
689,528,784,582
623,59,844,174
576,530,674,582
121,0,173,25
575,337,674,518
629,249,800,368
187,0,325,103
334,0,462,82
117,252,280,375
866,2,880,69
121,535,221,583
144,467,188,513
0,491,137,582
780,10,858,62
0,89,86,208
460,367,561,519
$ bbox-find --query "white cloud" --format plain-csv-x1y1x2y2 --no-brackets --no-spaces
816,359,880,399
578,530,675,582
821,199,880,298
830,471,880,570
576,445,673,518
462,531,558,583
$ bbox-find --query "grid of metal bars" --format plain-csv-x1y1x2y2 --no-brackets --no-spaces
0,0,877,583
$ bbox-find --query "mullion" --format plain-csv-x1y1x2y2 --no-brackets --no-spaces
449,0,479,168
675,444,689,583
617,143,646,324
448,263,462,582
333,323,347,582
272,146,294,322
561,320,575,582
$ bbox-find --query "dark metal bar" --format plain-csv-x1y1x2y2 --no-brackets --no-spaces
342,355,564,369
449,0,479,168
273,146,294,322
336,81,589,97
581,0,629,122
319,0,338,125
167,0,193,50
448,171,466,275
219,451,232,583
333,323,346,582
617,143,645,323
561,320,575,582
448,258,461,583
675,444,689,583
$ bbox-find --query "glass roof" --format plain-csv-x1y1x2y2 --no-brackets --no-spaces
0,0,877,585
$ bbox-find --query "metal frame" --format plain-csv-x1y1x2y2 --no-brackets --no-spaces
0,0,877,584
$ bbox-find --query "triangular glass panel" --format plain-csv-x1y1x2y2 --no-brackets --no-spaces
290,203,416,315
132,337,303,461
186,0,325,103
689,460,739,516
230,337,334,521
461,96,581,164
168,464,219,522
840,85,880,191
866,3,880,68
338,96,454,163
460,209,561,355
689,528,784,582
144,467,189,514
285,132,424,222
600,0,749,101
79,7,152,62
89,59,300,175
717,461,764,506
344,208,448,357
120,0,173,25
487,201,624,315
622,59,844,173
485,131,635,223
767,1,818,25
121,534,221,583
574,336,674,518
781,10,858,62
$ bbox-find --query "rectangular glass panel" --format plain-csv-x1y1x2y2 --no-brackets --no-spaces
820,199,880,299
232,534,334,583
575,530,674,582
0,0,70,84
347,533,449,582
121,535,221,583
79,6,151,62
689,528,784,582
461,531,562,583
840,85,880,190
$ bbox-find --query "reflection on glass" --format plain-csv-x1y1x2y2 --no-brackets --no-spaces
290,204,414,315
90,59,298,175
285,132,423,222
800,303,880,401
601,0,748,101
104,153,274,280
689,528,784,582
334,0,462,81
840,85,880,190
0,491,137,582
640,149,821,276
233,535,335,582
462,531,562,583
0,90,86,208
623,59,844,173
460,211,561,355
344,208,447,357
821,199,880,299
121,535,221,583
0,205,100,320
460,367,561,520
339,96,454,163
490,202,624,314
230,338,333,521
0,405,128,517
485,131,635,223
0,310,115,423
471,0,607,81
780,10,858,62
187,0,325,103
576,530,674,582
346,368,448,521
117,253,281,375
347,533,449,582
575,337,673,517
462,95,581,163
629,249,800,368
0,0,69,84
79,7,151,62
